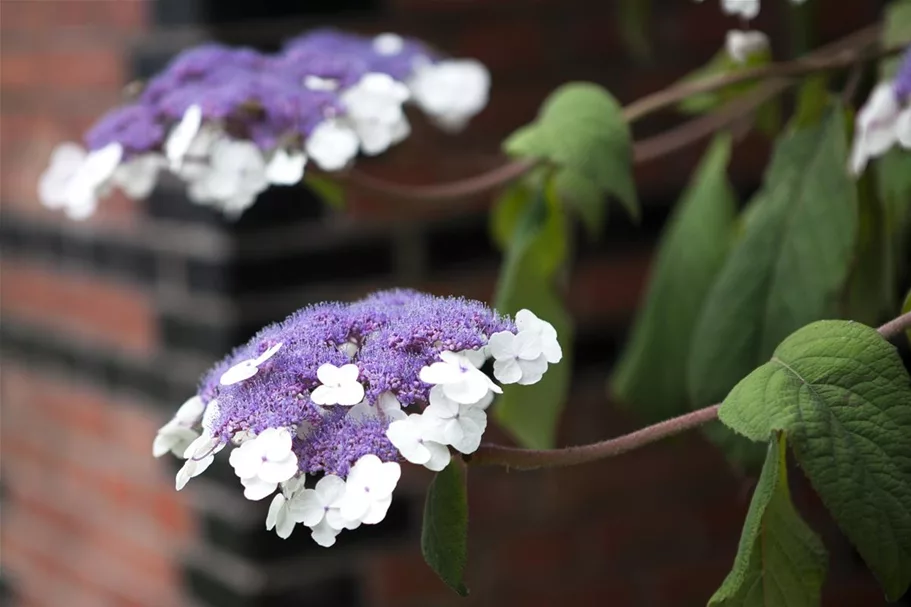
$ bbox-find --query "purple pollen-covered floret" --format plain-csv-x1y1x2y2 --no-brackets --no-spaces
893,46,911,101
84,104,165,154
293,408,400,477
199,289,514,476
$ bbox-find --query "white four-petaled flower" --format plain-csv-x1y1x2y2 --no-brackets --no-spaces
421,385,488,454
311,363,365,406
220,342,284,386
409,59,490,131
386,413,451,471
153,395,205,458
166,104,203,168
305,119,360,171
341,73,411,155
265,475,307,539
419,350,501,404
336,454,401,525
849,83,911,175
266,149,307,185
176,431,225,490
488,331,548,385
294,474,349,547
229,427,299,500
515,309,562,363
725,30,769,64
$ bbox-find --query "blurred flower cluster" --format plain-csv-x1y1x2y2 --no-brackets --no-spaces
39,29,490,219
154,289,562,546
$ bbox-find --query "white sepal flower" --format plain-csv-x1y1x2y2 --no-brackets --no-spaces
422,385,487,455
721,0,759,20
292,474,348,547
220,342,283,386
515,309,562,363
113,153,165,199
39,143,86,210
850,84,902,175
386,414,451,471
192,139,269,217
153,395,206,457
266,149,306,185
336,454,401,524
62,142,123,220
305,119,359,171
488,331,549,385
304,76,339,91
265,475,307,539
348,391,407,422
229,427,299,501
342,73,411,156
166,104,203,168
409,59,490,131
311,363,365,406
725,30,769,64
419,350,501,405
176,431,225,490
373,33,405,56
898,106,911,148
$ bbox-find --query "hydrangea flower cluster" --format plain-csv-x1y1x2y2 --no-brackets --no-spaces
153,290,562,546
850,46,911,175
38,29,491,220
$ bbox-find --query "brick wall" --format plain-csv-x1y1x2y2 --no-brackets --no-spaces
0,0,899,606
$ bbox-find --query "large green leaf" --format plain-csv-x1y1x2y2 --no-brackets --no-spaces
843,171,895,325
494,188,572,449
876,148,911,282
504,82,638,221
688,107,858,409
611,135,736,422
421,461,469,596
720,320,911,600
709,435,827,607
882,0,911,78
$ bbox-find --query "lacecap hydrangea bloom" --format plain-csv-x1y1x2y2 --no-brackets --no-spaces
38,29,491,220
849,46,911,174
153,289,562,546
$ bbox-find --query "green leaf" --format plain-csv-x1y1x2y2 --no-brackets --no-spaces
494,189,572,449
422,462,469,596
875,148,911,280
304,175,345,208
688,107,858,409
882,0,911,78
842,170,895,325
552,169,606,239
611,135,736,422
709,435,827,607
504,82,638,221
719,320,911,600
490,182,533,251
791,75,830,129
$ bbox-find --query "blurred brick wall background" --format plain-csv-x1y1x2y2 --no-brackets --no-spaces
0,1,899,606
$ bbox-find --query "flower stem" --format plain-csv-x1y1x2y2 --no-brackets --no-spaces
468,312,911,471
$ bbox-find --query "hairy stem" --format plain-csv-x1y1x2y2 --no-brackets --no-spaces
339,24,902,203
468,312,911,470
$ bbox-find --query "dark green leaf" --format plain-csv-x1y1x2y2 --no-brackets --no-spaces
882,0,911,78
720,320,911,600
677,47,772,116
494,189,572,449
791,75,830,129
875,148,911,281
551,169,606,239
421,461,469,596
688,107,858,409
304,175,345,208
504,82,638,221
843,170,895,325
709,434,827,607
611,135,736,421
490,182,533,251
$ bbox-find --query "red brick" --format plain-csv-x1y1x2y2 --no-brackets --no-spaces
0,259,155,353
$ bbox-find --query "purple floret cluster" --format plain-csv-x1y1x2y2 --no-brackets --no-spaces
201,289,514,475
83,29,438,157
893,46,911,101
